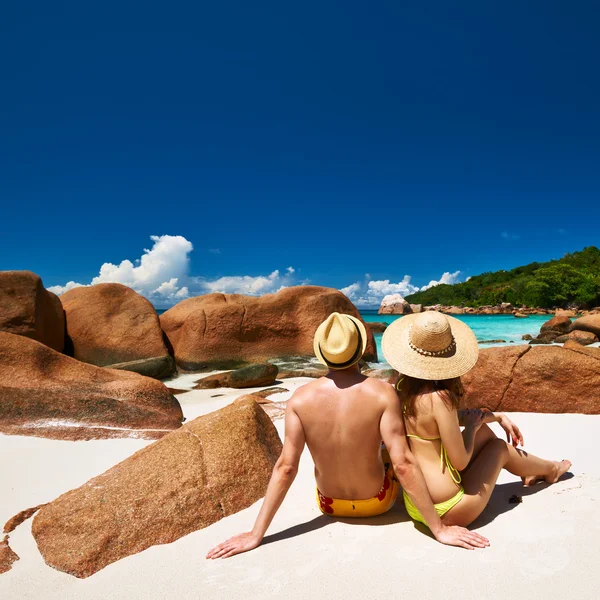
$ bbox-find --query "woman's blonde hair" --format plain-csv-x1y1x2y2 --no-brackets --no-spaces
396,375,464,419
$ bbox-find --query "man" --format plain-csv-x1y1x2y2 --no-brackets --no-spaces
207,312,489,559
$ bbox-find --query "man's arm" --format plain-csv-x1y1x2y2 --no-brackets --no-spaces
206,396,306,560
379,386,489,550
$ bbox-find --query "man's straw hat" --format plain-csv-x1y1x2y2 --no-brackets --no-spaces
314,312,368,370
382,311,479,380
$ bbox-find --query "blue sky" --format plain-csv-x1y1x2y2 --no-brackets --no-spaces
1,1,599,307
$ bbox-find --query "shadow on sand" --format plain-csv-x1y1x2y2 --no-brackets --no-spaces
261,472,574,546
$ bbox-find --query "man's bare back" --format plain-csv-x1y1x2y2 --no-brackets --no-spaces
291,370,392,499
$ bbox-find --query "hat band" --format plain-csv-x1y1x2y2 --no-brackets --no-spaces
408,325,456,357
319,322,363,368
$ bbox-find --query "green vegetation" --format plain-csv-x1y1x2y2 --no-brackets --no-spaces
405,247,600,309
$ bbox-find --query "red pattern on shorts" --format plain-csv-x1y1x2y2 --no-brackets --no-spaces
318,490,334,514
376,474,391,501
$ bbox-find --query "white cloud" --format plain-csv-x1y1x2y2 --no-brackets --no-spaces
341,271,464,307
341,276,420,307
420,270,462,291
501,231,520,240
47,280,86,295
49,235,193,304
201,269,297,295
49,234,302,305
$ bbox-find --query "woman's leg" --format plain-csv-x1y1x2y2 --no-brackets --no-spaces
442,438,509,527
442,438,571,527
468,424,497,464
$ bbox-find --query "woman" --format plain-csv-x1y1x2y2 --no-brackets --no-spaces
382,311,571,528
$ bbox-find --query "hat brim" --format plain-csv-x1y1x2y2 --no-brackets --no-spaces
314,314,369,370
381,313,479,380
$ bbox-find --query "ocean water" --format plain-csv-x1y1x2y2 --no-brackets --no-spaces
359,310,550,364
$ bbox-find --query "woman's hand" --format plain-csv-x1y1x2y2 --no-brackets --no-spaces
461,408,485,432
206,532,262,560
496,413,524,447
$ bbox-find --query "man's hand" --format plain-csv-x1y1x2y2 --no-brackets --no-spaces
434,524,490,550
206,532,262,560
497,413,523,447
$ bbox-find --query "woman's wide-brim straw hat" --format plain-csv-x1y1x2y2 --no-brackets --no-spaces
382,311,479,380
314,312,368,370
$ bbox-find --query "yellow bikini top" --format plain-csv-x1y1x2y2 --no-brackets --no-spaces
405,433,462,485
398,381,462,485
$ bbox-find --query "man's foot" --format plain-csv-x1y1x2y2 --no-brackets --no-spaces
522,460,571,486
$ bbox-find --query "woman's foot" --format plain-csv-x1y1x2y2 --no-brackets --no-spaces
522,460,571,486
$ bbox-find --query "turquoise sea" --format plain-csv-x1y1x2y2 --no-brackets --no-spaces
359,310,549,363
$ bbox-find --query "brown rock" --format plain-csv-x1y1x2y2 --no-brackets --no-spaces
378,294,412,315
0,332,183,440
61,283,174,379
160,286,376,370
251,387,289,400
540,316,572,334
555,309,578,318
554,331,599,346
443,306,465,315
194,363,278,389
363,367,399,384
514,312,529,318
570,314,600,338
410,304,424,313
0,535,19,574
463,345,600,413
278,365,328,379
31,398,282,578
522,334,533,341
0,270,64,352
563,339,584,350
366,322,388,333
4,504,47,533
462,346,529,411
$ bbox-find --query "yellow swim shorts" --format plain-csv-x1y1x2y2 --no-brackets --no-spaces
316,449,399,518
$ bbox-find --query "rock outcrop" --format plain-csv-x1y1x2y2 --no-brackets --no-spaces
160,286,377,370
31,398,282,578
194,363,278,389
0,536,19,574
61,283,174,379
570,314,600,338
378,294,412,315
541,316,572,334
554,331,599,346
0,332,183,440
462,345,600,413
365,322,388,333
0,271,64,352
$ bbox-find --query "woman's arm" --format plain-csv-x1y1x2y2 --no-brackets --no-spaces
458,409,524,447
433,396,484,471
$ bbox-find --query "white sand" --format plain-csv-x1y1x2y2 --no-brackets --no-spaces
1,374,599,600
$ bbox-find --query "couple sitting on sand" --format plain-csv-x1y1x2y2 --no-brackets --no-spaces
208,311,571,558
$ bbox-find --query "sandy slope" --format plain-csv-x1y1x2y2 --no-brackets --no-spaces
1,374,599,600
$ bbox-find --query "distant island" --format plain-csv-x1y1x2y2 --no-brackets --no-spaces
405,246,600,310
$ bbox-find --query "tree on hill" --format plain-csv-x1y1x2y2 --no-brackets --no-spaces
405,246,600,309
